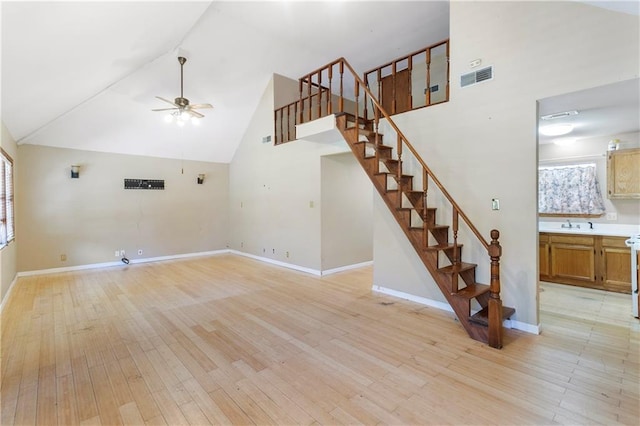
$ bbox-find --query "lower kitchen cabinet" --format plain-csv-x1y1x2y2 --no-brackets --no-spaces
540,233,632,294
601,237,632,293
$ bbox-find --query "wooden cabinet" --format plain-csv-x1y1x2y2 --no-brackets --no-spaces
549,235,596,286
607,148,640,199
540,233,631,293
539,233,551,280
601,237,632,293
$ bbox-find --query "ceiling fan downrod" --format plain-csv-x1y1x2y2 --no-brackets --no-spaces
176,56,188,107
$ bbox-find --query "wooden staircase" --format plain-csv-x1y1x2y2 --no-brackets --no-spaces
336,116,514,347
274,57,515,348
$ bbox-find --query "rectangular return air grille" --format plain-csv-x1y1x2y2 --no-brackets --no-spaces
460,66,493,88
124,178,165,190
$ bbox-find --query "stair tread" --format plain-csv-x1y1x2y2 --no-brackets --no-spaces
428,224,449,230
354,140,392,149
452,283,490,299
424,243,463,251
469,306,516,326
438,262,477,274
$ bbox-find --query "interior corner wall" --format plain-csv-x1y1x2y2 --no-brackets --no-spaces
1,121,18,305
17,145,229,272
229,74,370,272
321,152,373,271
373,1,639,328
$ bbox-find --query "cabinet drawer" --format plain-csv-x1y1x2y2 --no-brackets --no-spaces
549,235,595,246
602,236,630,249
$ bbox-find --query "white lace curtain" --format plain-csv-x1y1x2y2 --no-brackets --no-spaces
538,163,605,215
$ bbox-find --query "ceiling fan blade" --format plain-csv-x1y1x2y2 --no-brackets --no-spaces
189,103,213,109
155,96,179,107
151,107,179,112
185,109,205,118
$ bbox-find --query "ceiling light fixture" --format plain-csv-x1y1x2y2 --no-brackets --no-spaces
539,123,574,136
540,110,579,120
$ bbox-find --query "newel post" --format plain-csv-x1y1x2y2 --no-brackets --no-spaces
488,229,503,349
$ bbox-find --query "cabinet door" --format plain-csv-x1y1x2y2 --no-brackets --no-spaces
607,148,640,199
539,234,551,280
601,237,632,293
551,243,596,285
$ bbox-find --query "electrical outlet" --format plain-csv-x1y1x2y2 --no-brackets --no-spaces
492,198,500,210
137,249,143,255
60,254,67,262
115,250,120,257
120,250,125,257
606,212,617,221
286,251,290,258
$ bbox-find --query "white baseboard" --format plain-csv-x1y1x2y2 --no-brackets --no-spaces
372,285,539,335
230,250,373,277
229,250,322,275
321,261,373,276
0,275,19,314
373,285,454,313
17,249,231,277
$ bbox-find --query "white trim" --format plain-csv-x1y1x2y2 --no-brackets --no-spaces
373,285,454,313
509,320,540,335
17,249,231,277
230,250,373,277
0,274,19,314
321,261,373,276
229,250,322,276
372,285,539,335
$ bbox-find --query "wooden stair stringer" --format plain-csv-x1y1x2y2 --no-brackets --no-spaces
336,120,492,344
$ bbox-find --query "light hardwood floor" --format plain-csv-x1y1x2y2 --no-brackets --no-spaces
1,254,638,425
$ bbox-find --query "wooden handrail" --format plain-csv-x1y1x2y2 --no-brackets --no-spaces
339,58,491,251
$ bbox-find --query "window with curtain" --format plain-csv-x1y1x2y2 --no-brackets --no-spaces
1,149,15,248
538,163,605,215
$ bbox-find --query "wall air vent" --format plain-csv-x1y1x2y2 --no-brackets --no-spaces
460,66,493,88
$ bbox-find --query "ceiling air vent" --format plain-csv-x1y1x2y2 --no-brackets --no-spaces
460,66,493,88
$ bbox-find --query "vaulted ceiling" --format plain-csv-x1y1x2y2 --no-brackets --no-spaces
1,1,450,163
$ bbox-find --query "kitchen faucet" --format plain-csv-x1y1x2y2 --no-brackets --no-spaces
561,219,572,229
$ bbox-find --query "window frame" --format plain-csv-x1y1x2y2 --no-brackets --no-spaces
1,148,15,249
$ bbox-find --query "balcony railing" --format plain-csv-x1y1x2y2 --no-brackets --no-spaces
274,40,450,145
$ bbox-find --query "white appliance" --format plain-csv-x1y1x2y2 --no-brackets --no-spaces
625,234,640,318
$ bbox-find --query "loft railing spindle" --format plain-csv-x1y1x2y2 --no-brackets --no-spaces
452,209,460,293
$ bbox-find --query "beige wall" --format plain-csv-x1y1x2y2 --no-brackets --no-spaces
17,145,229,272
373,1,639,328
230,74,373,272
321,152,373,270
1,122,18,305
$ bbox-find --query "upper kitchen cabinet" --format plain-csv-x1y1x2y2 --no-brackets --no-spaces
607,148,640,199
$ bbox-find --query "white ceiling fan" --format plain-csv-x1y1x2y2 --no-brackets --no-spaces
153,56,212,124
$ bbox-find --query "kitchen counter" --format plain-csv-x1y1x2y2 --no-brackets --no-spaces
539,222,640,237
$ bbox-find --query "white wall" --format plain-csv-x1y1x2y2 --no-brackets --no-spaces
539,131,640,225
373,1,639,328
1,122,18,305
230,74,373,272
17,145,229,272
